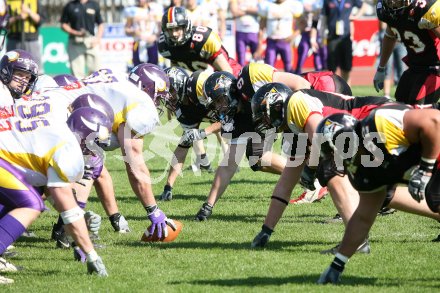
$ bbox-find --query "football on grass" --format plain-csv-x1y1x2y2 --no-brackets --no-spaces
141,220,183,243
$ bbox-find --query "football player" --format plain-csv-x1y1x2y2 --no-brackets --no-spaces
236,62,352,204
158,68,222,201
193,71,287,221
250,85,440,251
0,112,109,282
159,6,242,76
317,105,440,284
374,0,440,104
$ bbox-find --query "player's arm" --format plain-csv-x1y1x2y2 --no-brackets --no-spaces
212,54,233,73
273,71,311,91
377,25,396,68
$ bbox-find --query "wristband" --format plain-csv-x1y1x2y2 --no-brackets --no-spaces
377,66,386,72
420,157,436,172
145,204,157,214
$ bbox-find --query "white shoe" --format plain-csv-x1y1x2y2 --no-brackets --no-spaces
0,274,14,284
0,257,19,272
291,181,328,204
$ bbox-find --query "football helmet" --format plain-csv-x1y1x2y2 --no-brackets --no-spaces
251,82,293,134
67,107,112,153
162,7,192,46
164,66,189,111
202,71,238,123
315,113,359,159
382,0,413,17
0,49,39,99
53,74,79,86
128,63,171,114
70,93,115,126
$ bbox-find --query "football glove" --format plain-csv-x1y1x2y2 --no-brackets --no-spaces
251,225,274,248
159,185,173,201
109,213,130,233
299,165,317,191
373,66,386,92
147,207,176,238
194,202,213,221
84,211,102,234
317,254,347,284
408,160,435,202
87,256,108,277
179,129,207,147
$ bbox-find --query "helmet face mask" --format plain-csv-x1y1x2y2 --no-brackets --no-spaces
164,66,188,112
0,49,39,99
203,71,238,123
382,0,412,17
162,7,192,47
251,83,293,134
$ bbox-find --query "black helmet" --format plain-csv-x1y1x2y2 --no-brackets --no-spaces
381,0,413,18
250,82,293,134
315,113,359,159
202,71,238,123
164,66,189,111
161,7,192,46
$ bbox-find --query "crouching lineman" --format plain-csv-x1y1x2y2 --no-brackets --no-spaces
317,105,440,284
158,68,222,201
249,85,440,252
0,113,108,284
193,71,287,221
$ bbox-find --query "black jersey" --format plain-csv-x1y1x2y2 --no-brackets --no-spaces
377,0,440,67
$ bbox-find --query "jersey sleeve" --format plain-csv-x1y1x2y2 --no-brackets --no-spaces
419,1,440,29
250,63,277,93
290,0,304,18
258,1,269,18
285,91,324,133
200,30,223,60
124,95,160,136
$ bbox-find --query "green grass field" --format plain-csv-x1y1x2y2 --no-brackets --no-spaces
3,86,440,292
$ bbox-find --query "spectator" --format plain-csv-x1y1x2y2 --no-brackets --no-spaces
199,0,227,39
294,0,326,74
6,0,46,72
167,0,183,8
124,0,163,66
229,0,260,66
60,0,104,79
318,0,364,85
184,0,210,27
255,0,303,72
0,0,8,55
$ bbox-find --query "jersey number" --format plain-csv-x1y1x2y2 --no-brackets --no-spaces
390,28,425,53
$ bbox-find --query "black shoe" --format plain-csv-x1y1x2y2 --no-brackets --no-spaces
320,239,371,255
432,234,440,242
200,164,215,173
378,207,396,216
195,203,213,221
52,224,70,249
323,213,343,224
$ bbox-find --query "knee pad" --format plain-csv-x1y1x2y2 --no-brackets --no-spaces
61,206,85,225
246,138,264,172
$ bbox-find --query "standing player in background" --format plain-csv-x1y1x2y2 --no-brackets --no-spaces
229,0,261,66
374,0,440,104
199,0,227,40
254,0,304,72
159,6,242,75
124,0,163,66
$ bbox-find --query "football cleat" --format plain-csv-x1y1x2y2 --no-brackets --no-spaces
0,274,14,284
109,213,130,233
21,230,37,238
320,239,371,255
290,186,328,204
322,213,343,224
378,207,396,216
0,257,21,272
195,202,213,221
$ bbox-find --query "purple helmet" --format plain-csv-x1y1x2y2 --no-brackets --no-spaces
67,107,112,153
128,63,171,113
53,74,79,86
0,49,39,99
70,94,115,125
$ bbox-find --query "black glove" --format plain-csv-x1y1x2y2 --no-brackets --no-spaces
299,165,317,191
317,254,347,284
408,158,435,202
251,224,274,248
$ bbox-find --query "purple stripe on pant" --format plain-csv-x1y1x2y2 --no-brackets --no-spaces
235,31,259,66
295,32,326,74
265,38,292,72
